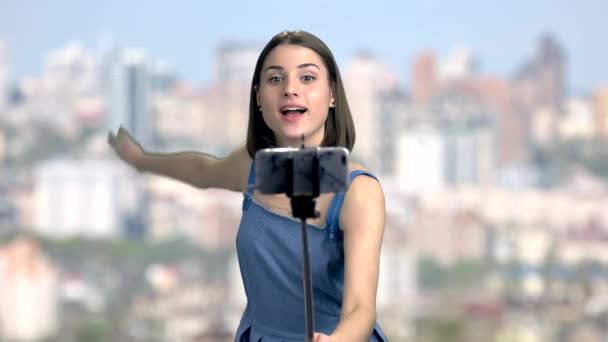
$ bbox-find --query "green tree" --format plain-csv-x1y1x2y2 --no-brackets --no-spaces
418,257,446,289
75,318,112,342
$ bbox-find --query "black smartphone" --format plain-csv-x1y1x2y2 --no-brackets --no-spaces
255,147,349,196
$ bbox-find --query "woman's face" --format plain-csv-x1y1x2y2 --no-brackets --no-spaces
256,44,335,147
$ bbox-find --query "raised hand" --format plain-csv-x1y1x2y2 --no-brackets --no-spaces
107,127,145,170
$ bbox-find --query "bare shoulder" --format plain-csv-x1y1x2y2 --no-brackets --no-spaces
341,161,385,230
347,161,379,188
344,161,384,207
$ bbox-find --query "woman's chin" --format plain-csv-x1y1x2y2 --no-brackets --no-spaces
276,137,303,147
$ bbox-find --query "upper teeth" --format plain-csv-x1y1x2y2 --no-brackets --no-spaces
284,107,304,111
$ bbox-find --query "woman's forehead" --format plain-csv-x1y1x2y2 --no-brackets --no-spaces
262,44,326,70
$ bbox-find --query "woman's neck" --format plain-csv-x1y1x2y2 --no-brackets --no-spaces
276,135,323,148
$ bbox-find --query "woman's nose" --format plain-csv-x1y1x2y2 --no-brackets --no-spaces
283,78,299,97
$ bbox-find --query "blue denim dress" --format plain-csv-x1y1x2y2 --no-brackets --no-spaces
235,162,388,341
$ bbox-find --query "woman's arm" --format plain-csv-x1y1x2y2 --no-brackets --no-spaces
107,127,251,192
327,172,386,342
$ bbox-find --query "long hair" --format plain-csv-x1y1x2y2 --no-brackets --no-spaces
246,30,355,159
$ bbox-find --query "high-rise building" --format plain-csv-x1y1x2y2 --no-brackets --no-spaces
344,51,399,171
43,42,98,97
154,88,209,149
411,51,437,106
105,48,154,146
535,35,565,112
33,159,143,239
396,125,445,194
530,105,560,147
476,77,527,167
214,42,260,84
514,34,565,112
511,34,565,156
36,42,102,130
377,241,416,340
443,117,496,185
438,46,478,82
377,90,408,176
209,42,261,150
0,237,59,341
0,40,8,110
592,87,608,137
400,90,498,188
0,130,5,165
149,59,176,93
558,98,594,139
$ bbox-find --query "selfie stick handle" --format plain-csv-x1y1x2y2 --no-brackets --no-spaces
286,148,320,342
299,218,314,342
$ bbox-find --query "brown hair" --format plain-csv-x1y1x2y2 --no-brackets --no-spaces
246,30,355,158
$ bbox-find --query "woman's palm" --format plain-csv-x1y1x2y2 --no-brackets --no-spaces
107,127,144,168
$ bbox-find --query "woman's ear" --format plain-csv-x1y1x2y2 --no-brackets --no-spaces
330,86,336,108
254,85,261,109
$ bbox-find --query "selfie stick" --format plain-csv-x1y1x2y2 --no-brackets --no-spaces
285,137,320,342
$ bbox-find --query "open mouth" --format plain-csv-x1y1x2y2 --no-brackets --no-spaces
280,107,307,115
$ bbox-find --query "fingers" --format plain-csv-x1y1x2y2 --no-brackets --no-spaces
107,126,127,148
107,130,120,148
116,127,136,146
107,128,126,155
108,131,119,149
313,333,331,342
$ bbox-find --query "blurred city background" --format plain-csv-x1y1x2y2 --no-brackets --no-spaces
1,1,607,341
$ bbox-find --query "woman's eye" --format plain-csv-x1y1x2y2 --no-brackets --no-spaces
302,75,316,82
269,76,283,83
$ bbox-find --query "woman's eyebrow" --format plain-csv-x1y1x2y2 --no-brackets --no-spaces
297,63,320,70
263,63,320,72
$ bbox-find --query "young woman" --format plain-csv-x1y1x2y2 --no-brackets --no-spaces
108,30,388,342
